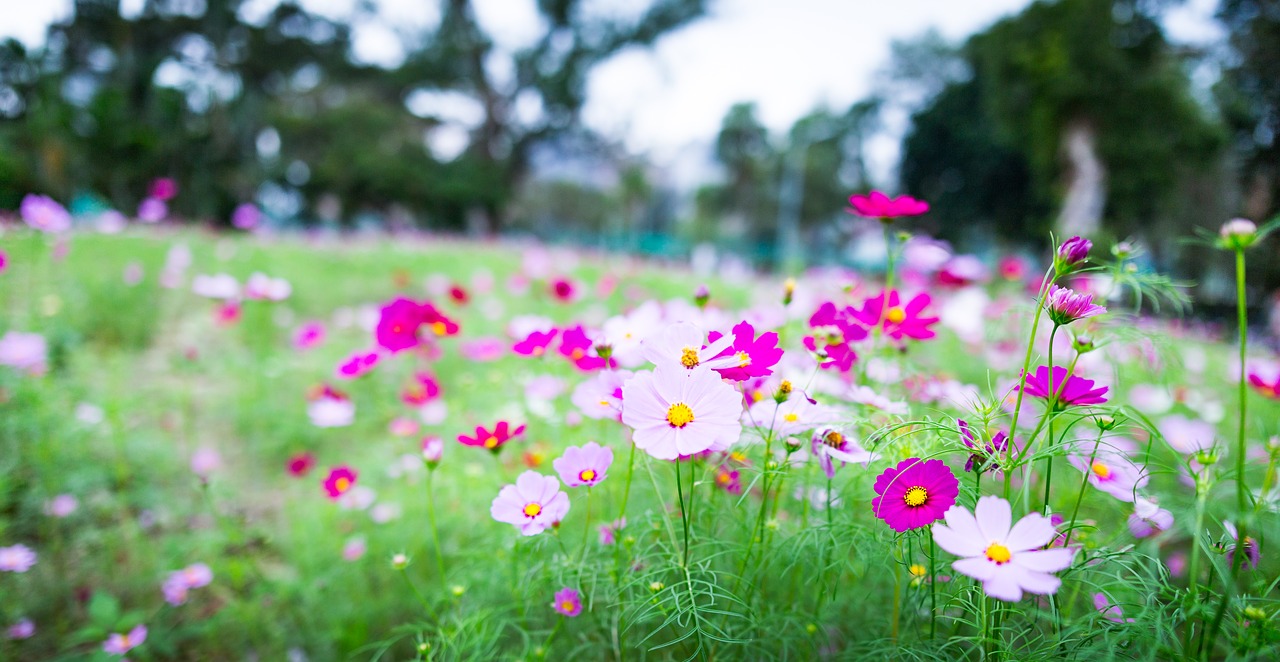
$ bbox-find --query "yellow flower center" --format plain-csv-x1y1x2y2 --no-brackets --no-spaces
598,399,611,406
751,391,764,402
903,486,928,507
522,502,542,517
666,403,695,428
560,600,575,612
392,324,403,334
579,469,597,483
985,542,1012,564
735,351,751,367
483,436,499,449
430,321,447,336
1091,462,1111,479
730,451,748,463
717,472,731,484
909,564,927,578
334,477,351,493
533,347,544,356
885,306,906,324
784,412,799,423
778,380,793,394
680,347,700,368
823,431,844,448
571,348,585,360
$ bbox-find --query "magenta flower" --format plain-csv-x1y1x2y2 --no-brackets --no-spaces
458,421,526,453
802,302,868,373
20,194,71,233
513,328,559,356
850,290,939,341
374,298,458,353
0,250,7,274
0,545,37,573
599,518,626,545
1248,370,1280,400
552,587,583,617
138,197,167,223
459,337,506,362
620,364,743,461
959,420,1010,474
1057,236,1092,268
1225,522,1261,571
232,202,261,229
294,321,326,351
336,350,380,379
713,464,743,494
932,496,1075,602
553,441,614,487
1022,366,1108,408
871,458,959,532
148,177,178,201
558,324,612,371
1094,593,1136,623
103,624,147,655
846,190,929,219
1043,285,1106,326
490,471,570,536
706,321,784,381
402,371,442,405
641,321,737,371
322,466,358,500
811,428,873,479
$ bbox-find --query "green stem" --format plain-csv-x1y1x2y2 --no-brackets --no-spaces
1041,325,1060,515
1063,431,1103,548
617,442,636,522
676,459,690,568
929,533,937,640
426,470,446,583
580,487,593,565
1003,267,1056,500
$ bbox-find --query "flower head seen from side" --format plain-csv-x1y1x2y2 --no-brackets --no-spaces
558,324,612,371
553,441,614,488
491,471,570,536
846,190,929,220
803,301,867,373
103,624,147,656
959,419,1010,474
322,466,357,500
850,290,940,341
570,369,631,420
621,363,743,461
1056,235,1092,270
811,428,873,479
1128,497,1174,538
552,587,582,617
641,321,737,371
1225,521,1261,571
1094,593,1136,623
1022,366,1108,408
932,495,1076,602
286,452,315,477
0,544,37,573
1067,445,1147,503
1248,370,1280,400
1043,285,1106,326
871,458,959,532
20,194,72,233
705,321,784,382
307,385,355,427
458,421,527,453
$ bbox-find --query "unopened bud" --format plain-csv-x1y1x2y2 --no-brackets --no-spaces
783,278,796,306
694,284,710,308
391,553,410,570
1219,218,1259,251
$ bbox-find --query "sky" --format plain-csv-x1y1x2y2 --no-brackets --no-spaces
4,0,1225,185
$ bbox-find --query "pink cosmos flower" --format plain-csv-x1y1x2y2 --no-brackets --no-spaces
1067,446,1146,502
621,363,743,461
550,278,577,302
0,331,47,376
846,190,929,219
1022,366,1108,408
287,452,315,477
552,587,583,616
138,197,167,223
999,255,1030,282
1093,593,1136,623
802,302,868,373
570,369,631,420
215,300,241,326
513,328,559,356
308,385,355,427
490,471,570,536
0,250,7,274
232,202,261,229
1128,497,1173,538
343,536,367,561
0,545,37,572
388,417,419,437
323,466,358,500
190,447,221,478
850,290,940,341
148,177,178,201
6,618,34,640
872,458,959,532
811,428,873,479
747,394,834,438
192,273,240,299
713,464,743,494
103,624,147,655
44,494,78,518
641,321,738,371
959,419,1010,474
1248,370,1280,400
162,563,213,605
1158,415,1216,454
458,421,527,453
1225,521,1260,570
375,298,458,353
460,337,506,362
293,321,326,350
932,495,1076,602
599,518,626,545
1057,236,1092,268
402,371,442,405
244,272,291,301
553,442,614,488
937,255,989,287
1043,285,1106,326
706,321,784,381
422,436,443,467
20,194,71,232
558,325,612,371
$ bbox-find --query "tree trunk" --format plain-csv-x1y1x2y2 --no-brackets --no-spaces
1056,120,1106,237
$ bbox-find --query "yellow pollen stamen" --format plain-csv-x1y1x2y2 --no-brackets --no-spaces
1091,462,1111,479
824,431,844,448
522,502,542,517
430,321,447,336
533,347,544,356
735,351,751,367
666,402,695,428
903,486,928,507
784,412,799,423
598,399,611,406
779,380,793,394
571,348,585,360
717,472,730,484
483,436,499,449
730,451,747,463
560,600,575,612
886,306,906,324
334,477,350,492
680,347,700,368
985,542,1012,564
909,564,927,578
751,391,764,402
579,469,597,483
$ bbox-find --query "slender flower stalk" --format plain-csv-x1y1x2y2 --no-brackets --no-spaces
426,470,445,582
1003,266,1056,500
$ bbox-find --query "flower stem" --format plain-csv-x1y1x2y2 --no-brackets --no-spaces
580,486,593,566
426,470,446,583
929,533,937,640
1003,267,1056,501
675,459,690,568
1063,430,1102,548
1041,324,1060,515
617,441,636,522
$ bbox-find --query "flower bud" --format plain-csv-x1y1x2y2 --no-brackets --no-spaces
450,585,466,597
782,278,796,306
1056,235,1092,271
391,553,410,570
694,284,710,309
594,343,613,362
649,581,665,592
1244,606,1268,622
1074,335,1095,353
1094,414,1116,431
1219,218,1259,251
422,435,443,468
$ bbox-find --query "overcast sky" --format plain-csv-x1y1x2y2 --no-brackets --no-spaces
5,0,1224,184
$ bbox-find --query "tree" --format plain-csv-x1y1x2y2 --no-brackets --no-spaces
1217,0,1280,221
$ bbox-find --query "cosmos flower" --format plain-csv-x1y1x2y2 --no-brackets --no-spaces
570,369,631,420
600,301,664,367
811,428,874,479
231,202,261,229
6,618,34,640
872,458,959,532
375,298,458,353
343,536,367,561
1248,369,1280,400
558,324,612,371
0,250,7,274
293,321,326,350
552,587,583,617
244,272,292,301
553,442,614,488
621,363,743,461
1225,521,1261,571
641,321,737,371
1042,285,1106,326
1128,497,1173,538
190,447,221,478
1093,593,1136,623
0,545,37,573
513,328,559,356
44,494,78,518
286,452,316,477
148,177,178,200
307,385,355,427
322,466,358,500
458,421,526,453
137,197,167,223
20,194,71,233
1067,445,1147,502
713,464,743,494
706,321,785,382
598,518,626,545
849,290,940,341
490,471,570,536
937,255,989,287
192,273,240,299
747,395,834,439
0,331,48,376
422,436,443,467
932,495,1076,602
1057,236,1092,268
959,419,1010,474
103,624,147,655
336,350,381,379
846,190,929,219
162,563,213,605
402,371,442,406
1022,366,1108,408
803,301,868,373
1158,415,1216,454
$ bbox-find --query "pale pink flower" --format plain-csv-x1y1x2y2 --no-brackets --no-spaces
491,471,571,536
640,321,736,371
570,369,632,420
0,545,36,572
44,494,78,518
621,364,742,460
0,331,47,375
103,624,147,655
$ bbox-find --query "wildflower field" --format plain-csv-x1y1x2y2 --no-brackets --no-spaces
2,198,1280,661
